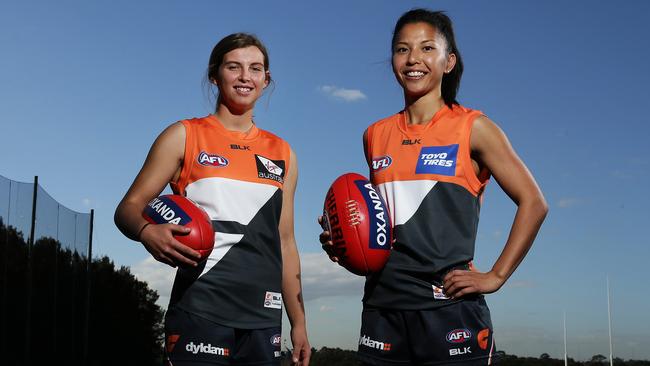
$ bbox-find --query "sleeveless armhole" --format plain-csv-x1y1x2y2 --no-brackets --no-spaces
463,111,490,195
283,139,292,190
170,119,193,196
365,125,374,169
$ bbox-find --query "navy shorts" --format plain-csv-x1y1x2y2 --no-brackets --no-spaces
357,297,498,365
164,307,282,366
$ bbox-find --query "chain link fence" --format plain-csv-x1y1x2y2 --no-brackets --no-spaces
0,174,93,363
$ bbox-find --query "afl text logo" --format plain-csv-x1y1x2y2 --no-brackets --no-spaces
198,151,229,167
446,329,472,344
371,156,392,172
270,334,281,347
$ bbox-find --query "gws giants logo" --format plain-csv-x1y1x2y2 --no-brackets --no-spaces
359,335,392,351
197,151,228,167
477,328,490,350
166,334,180,353
371,156,392,172
446,329,472,344
256,155,285,183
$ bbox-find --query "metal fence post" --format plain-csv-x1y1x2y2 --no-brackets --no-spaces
83,208,93,364
25,175,38,363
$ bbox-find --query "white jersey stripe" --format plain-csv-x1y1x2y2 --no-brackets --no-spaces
200,232,244,278
375,180,437,226
185,177,278,225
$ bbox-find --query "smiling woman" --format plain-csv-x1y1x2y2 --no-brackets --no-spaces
319,9,548,366
206,34,272,115
114,33,311,366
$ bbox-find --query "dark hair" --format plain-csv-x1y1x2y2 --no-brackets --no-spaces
392,9,463,108
206,33,271,111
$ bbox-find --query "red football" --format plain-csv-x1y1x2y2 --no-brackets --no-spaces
142,194,214,260
323,173,392,275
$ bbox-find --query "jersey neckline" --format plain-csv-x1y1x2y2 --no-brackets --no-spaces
206,114,261,141
396,105,452,135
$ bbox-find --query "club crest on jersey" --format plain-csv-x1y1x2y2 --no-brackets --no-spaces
371,155,392,172
353,180,390,250
415,145,458,176
256,155,285,183
197,151,229,167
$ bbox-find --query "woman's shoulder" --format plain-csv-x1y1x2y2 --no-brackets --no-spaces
368,111,402,129
450,103,484,118
256,127,291,148
176,115,211,127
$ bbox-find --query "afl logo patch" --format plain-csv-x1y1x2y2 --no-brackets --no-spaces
197,151,229,167
446,329,472,343
371,155,392,172
270,334,281,347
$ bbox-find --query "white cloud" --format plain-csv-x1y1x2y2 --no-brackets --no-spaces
319,305,335,312
557,197,579,208
300,253,365,301
130,252,364,308
318,85,367,102
131,256,175,308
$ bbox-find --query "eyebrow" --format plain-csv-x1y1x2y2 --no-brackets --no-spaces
394,39,436,46
223,61,265,67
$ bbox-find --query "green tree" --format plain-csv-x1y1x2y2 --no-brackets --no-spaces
1,220,164,364
88,256,164,365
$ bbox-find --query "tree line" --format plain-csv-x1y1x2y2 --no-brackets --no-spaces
3,218,648,365
1,219,164,365
279,347,650,365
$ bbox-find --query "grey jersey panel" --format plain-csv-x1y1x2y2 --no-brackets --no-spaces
169,189,283,328
364,182,480,309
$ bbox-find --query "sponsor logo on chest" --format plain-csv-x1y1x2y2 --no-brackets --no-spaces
230,144,250,151
256,155,285,183
415,145,459,176
402,138,421,145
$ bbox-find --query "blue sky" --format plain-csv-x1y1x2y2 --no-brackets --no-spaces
2,0,649,361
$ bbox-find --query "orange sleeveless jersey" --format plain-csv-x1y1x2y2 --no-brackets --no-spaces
363,104,490,310
169,115,290,328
